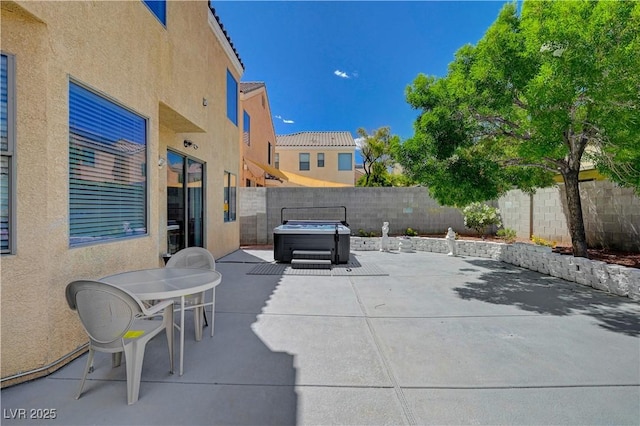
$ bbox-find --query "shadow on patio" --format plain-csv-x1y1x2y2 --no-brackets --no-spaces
1,250,298,426
454,259,640,337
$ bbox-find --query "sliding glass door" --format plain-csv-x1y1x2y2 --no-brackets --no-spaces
167,151,204,254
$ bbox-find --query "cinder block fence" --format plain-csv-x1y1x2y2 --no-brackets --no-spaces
240,184,640,251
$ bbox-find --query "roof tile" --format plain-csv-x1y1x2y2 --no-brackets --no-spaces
240,82,266,94
208,5,244,70
276,131,355,147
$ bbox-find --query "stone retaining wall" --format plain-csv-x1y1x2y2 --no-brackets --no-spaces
351,237,640,301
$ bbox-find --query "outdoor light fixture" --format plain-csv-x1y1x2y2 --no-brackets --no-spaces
184,139,198,150
158,156,166,167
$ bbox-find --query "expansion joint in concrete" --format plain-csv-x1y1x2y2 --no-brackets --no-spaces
349,277,418,426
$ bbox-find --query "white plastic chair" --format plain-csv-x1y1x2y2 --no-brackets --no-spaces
66,280,174,405
165,247,216,341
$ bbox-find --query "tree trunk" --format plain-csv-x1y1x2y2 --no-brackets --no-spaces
562,170,589,258
363,162,371,186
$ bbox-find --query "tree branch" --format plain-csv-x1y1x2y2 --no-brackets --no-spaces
473,113,521,130
501,158,561,174
478,127,532,141
468,108,532,141
513,94,528,110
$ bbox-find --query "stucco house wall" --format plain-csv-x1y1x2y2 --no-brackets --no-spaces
275,132,356,186
1,1,242,385
239,83,278,187
276,146,356,186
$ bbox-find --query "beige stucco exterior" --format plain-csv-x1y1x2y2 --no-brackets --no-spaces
1,1,243,385
276,145,355,186
239,83,279,187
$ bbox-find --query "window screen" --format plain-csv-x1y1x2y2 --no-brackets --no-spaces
1,53,14,254
299,153,310,171
338,153,353,171
69,82,147,246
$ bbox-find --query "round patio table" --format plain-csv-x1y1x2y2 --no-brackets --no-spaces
101,267,222,376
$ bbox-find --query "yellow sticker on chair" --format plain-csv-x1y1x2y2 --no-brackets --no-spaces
124,330,144,339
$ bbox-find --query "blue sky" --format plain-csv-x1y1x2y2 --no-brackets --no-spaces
214,1,509,152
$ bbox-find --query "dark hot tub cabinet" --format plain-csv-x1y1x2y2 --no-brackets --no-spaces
273,207,350,265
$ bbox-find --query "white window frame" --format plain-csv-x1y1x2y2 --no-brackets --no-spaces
299,153,310,171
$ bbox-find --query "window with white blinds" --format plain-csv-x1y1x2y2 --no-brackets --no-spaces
299,153,310,171
69,81,147,247
1,53,14,254
243,110,250,145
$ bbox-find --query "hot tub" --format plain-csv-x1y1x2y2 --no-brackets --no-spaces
273,220,351,264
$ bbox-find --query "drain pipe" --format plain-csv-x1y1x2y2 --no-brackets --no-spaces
1,343,88,386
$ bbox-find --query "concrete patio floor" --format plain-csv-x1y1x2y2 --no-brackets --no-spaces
2,249,639,425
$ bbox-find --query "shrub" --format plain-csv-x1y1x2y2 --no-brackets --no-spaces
531,235,556,247
496,228,517,243
462,203,502,237
405,227,419,236
358,229,377,237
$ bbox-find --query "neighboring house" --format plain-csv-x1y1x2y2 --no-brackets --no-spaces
1,1,244,386
354,166,366,185
552,158,606,184
275,131,356,187
239,82,288,187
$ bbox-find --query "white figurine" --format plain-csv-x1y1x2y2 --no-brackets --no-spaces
446,227,457,256
380,222,389,252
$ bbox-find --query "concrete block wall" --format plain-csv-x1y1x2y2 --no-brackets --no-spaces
239,188,267,245
499,181,640,251
496,190,531,239
240,182,640,251
533,187,572,245
580,181,640,252
351,237,640,301
263,187,466,244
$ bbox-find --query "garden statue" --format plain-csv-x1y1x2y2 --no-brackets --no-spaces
446,227,457,256
380,222,389,252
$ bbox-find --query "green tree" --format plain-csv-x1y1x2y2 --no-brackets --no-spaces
356,162,392,187
397,1,640,258
356,127,399,187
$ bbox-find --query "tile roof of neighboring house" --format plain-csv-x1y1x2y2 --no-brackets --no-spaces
276,131,355,147
240,82,265,94
208,5,244,70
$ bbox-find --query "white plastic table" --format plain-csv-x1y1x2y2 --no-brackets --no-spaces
101,267,222,376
